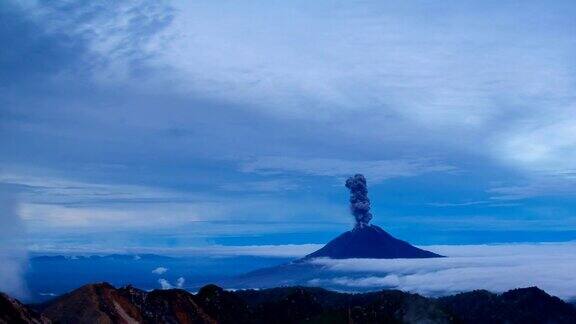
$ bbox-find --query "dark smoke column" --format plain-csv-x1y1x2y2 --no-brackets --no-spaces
345,174,373,228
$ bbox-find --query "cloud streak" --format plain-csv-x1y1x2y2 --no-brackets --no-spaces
28,244,323,258
152,267,168,275
241,157,454,182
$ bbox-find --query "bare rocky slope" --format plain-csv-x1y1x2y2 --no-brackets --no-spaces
0,292,49,324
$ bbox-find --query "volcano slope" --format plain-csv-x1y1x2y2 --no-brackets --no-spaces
303,223,442,260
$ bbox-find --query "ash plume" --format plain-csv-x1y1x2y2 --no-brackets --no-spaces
345,174,372,228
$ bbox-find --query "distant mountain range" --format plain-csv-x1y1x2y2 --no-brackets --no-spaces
2,283,576,323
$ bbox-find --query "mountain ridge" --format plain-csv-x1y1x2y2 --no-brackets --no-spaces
3,283,576,323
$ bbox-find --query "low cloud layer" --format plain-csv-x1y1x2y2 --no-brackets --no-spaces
309,243,576,300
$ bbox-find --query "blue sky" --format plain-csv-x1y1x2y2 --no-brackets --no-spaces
1,0,576,253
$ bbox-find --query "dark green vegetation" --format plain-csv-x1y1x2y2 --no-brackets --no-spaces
2,283,576,323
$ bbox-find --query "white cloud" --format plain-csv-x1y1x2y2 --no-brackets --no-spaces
241,157,454,182
176,277,185,288
495,115,576,175
39,292,57,297
0,171,185,205
308,242,576,300
2,168,345,234
158,277,185,289
158,278,172,290
19,203,209,230
152,267,168,275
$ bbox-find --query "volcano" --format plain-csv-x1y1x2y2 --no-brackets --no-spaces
302,174,442,260
302,224,442,260
231,174,443,289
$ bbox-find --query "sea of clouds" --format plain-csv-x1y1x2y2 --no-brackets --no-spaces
307,243,576,300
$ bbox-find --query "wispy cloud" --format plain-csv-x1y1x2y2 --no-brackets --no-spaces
427,200,520,208
427,201,488,207
0,172,187,206
219,179,299,192
192,244,322,257
28,244,323,258
13,0,174,84
241,157,454,182
152,267,168,275
1,170,335,233
489,176,576,200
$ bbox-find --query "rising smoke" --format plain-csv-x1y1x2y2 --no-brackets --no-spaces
0,185,28,299
345,174,372,228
